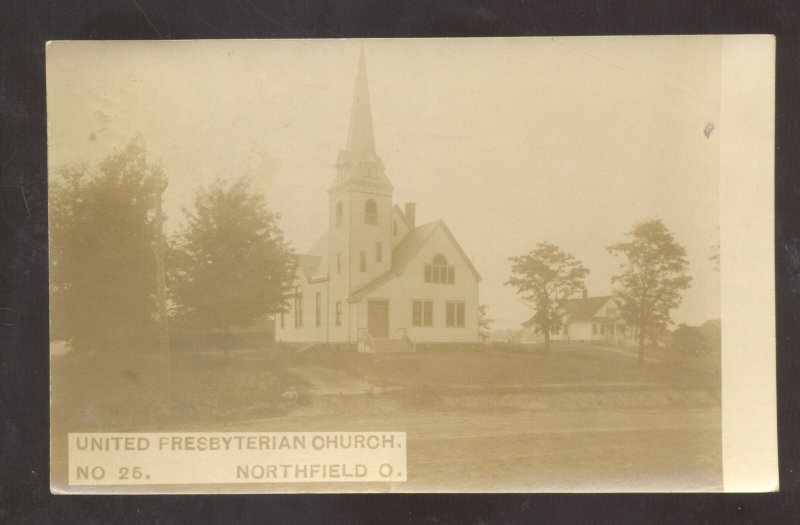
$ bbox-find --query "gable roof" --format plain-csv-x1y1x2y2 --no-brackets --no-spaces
563,296,613,321
297,254,322,280
295,231,329,281
522,296,614,327
349,220,481,301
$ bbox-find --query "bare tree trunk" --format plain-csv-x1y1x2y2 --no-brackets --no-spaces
638,327,645,365
544,328,551,354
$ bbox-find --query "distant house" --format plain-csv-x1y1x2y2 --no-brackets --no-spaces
274,50,481,352
520,295,632,345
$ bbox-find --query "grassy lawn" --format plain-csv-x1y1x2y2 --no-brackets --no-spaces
51,342,719,435
51,343,721,491
291,343,720,392
50,349,308,434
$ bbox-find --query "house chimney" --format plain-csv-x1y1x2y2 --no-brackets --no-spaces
582,288,588,299
405,202,416,229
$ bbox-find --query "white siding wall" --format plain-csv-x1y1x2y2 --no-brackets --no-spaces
356,227,479,343
275,276,330,343
569,321,594,341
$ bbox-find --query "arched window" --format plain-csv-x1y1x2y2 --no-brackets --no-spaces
294,285,303,327
364,199,377,224
425,254,455,284
335,201,343,226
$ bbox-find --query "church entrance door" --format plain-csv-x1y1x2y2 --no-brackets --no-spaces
367,300,389,338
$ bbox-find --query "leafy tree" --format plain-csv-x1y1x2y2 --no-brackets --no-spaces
477,304,494,343
49,139,161,355
170,177,296,355
607,219,691,364
670,324,711,357
506,243,590,353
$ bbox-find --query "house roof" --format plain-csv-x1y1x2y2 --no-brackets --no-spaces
563,295,613,321
522,295,613,327
349,219,482,301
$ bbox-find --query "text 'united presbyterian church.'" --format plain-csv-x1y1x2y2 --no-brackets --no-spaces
275,50,481,351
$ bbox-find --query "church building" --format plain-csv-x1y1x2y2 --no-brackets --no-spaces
275,50,481,352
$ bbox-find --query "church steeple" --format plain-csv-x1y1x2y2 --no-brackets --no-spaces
334,47,391,188
346,46,376,161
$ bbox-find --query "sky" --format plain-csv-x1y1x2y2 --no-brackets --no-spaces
47,37,722,329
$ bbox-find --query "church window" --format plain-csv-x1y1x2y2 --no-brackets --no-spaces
360,251,367,272
337,253,342,274
365,199,377,224
294,286,303,328
336,201,343,226
446,302,465,327
393,220,398,235
335,301,342,326
592,323,598,335
376,242,382,262
413,300,433,327
280,312,284,329
425,255,455,284
315,293,322,327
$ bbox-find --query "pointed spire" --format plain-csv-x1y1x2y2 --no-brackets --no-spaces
332,45,391,191
345,45,376,159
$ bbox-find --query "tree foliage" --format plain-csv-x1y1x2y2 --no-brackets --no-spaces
607,219,691,363
169,177,296,334
670,324,711,357
506,243,589,352
49,139,161,354
478,304,494,343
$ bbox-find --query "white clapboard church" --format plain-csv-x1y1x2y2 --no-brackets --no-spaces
275,50,481,352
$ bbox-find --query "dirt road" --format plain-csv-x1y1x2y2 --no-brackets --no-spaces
209,405,721,492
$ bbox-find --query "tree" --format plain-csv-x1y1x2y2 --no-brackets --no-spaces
670,324,711,357
607,219,691,364
49,139,161,355
505,243,590,353
478,304,494,343
170,177,296,355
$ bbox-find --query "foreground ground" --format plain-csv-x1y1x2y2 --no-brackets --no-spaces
51,343,721,492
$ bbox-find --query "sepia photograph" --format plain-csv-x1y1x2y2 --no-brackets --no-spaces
47,37,748,493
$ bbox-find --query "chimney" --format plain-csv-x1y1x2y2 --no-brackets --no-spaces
404,202,416,229
582,288,588,299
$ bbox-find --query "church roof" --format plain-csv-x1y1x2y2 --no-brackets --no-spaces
393,204,414,230
349,220,482,301
297,254,323,280
295,231,329,280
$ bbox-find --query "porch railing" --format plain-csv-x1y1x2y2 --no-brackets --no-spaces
397,327,416,352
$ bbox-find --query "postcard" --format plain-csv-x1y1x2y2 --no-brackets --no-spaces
47,36,777,493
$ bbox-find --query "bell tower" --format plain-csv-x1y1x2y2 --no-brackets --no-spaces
328,47,394,299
